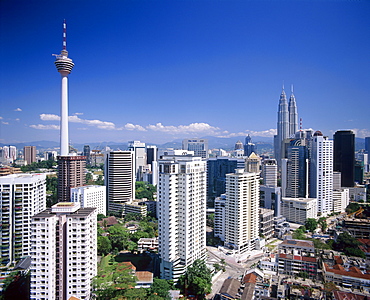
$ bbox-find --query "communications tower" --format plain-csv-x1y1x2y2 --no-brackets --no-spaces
54,20,74,156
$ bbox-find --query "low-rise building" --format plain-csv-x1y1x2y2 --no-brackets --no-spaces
281,197,317,224
138,237,158,252
277,239,318,279
259,208,274,240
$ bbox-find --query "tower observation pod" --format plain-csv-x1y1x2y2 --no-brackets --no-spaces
54,20,74,156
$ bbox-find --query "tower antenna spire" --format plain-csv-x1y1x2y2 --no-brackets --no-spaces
63,19,67,51
291,84,294,94
282,81,285,91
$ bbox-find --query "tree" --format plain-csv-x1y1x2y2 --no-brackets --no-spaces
206,213,215,227
123,288,148,299
97,214,106,221
346,202,360,214
150,278,174,299
107,224,130,250
136,181,156,200
333,232,365,258
177,259,212,299
318,217,327,233
305,218,318,232
97,236,112,256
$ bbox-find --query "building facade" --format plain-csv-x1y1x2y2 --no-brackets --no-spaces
309,132,333,216
0,174,46,267
224,170,259,254
105,151,135,213
281,197,317,224
57,155,86,202
158,156,207,280
182,138,209,159
261,159,277,187
70,185,106,215
24,146,37,164
334,130,355,187
30,202,97,300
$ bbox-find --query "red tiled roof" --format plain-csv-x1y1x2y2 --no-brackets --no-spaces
333,290,367,300
243,273,257,284
324,263,370,280
136,271,153,282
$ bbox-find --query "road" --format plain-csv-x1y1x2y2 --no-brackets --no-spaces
206,246,264,299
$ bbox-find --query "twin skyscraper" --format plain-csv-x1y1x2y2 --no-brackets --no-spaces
274,85,298,166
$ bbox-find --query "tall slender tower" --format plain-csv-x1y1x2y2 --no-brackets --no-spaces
54,21,85,202
288,85,298,137
54,20,74,156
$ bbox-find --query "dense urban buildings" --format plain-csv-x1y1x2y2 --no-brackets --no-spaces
244,135,256,157
0,173,46,267
158,155,207,280
105,151,135,213
30,202,97,300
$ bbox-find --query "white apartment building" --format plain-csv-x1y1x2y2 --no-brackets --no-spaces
105,151,135,213
214,195,226,241
281,197,317,224
71,185,106,215
224,170,259,254
0,173,46,267
158,156,207,281
30,202,97,300
309,132,333,216
333,189,350,213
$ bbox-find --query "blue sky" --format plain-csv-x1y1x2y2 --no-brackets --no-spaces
1,0,370,145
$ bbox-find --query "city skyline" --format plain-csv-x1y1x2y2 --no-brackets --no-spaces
1,1,370,145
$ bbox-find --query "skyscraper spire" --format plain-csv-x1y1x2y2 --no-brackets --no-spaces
62,19,67,51
289,84,298,136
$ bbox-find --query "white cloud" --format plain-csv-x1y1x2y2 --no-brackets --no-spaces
123,123,147,131
0,116,3,119
2,121,9,125
39,113,116,130
40,114,60,121
349,128,370,138
30,124,60,130
14,108,22,112
147,122,220,134
74,112,84,115
217,128,277,138
15,118,20,121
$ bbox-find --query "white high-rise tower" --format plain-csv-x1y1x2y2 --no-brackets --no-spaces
288,85,298,137
54,20,74,156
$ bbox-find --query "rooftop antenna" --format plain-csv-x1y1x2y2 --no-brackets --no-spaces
291,84,294,94
300,118,303,131
63,19,67,50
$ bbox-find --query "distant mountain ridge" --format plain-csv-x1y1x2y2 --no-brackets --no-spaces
1,136,366,153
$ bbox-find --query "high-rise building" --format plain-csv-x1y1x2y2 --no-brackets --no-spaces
207,157,244,202
282,138,309,198
24,146,37,164
182,138,209,159
245,152,261,173
158,155,207,280
214,194,226,241
288,86,298,137
128,141,146,181
261,159,277,187
281,197,317,224
105,151,135,213
146,145,158,165
57,155,86,202
71,185,107,215
83,145,91,164
30,202,97,300
234,140,243,150
224,170,259,254
334,130,355,187
309,131,333,216
244,135,256,157
274,86,298,166
365,137,370,154
0,173,46,268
